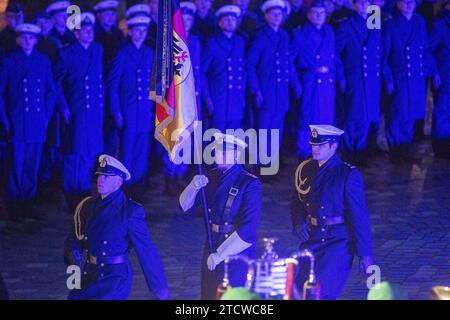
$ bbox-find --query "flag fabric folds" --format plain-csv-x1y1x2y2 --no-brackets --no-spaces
150,0,198,161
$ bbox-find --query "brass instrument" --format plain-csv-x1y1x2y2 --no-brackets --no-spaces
217,237,320,300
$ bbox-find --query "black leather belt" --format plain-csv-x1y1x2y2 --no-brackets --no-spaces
89,255,127,265
307,215,344,227
211,223,234,234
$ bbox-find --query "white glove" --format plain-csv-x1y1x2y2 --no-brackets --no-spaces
207,253,223,271
192,175,209,190
179,175,209,211
205,232,252,271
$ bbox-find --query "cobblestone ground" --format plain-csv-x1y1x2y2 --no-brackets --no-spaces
0,139,449,300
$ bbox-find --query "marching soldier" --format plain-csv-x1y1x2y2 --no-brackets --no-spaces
0,2,24,55
382,0,438,163
429,1,449,159
107,15,154,189
47,1,77,47
247,0,301,170
94,0,126,157
0,23,56,221
290,124,374,300
291,0,335,161
54,12,105,213
202,4,247,133
179,133,262,300
335,0,382,165
64,154,170,300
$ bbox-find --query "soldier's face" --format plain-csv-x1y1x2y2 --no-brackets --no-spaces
219,15,238,33
182,13,194,32
75,25,95,45
17,33,38,52
36,18,54,37
397,0,416,16
97,10,117,29
97,175,123,196
311,142,338,162
216,149,240,168
265,8,284,28
52,11,69,28
128,26,148,44
308,7,327,27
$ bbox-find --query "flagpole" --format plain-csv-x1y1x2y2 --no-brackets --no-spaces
152,0,213,254
193,126,214,254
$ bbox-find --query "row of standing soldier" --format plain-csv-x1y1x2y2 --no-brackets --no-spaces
0,0,449,221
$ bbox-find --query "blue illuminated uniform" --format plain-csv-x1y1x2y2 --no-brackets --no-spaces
247,24,297,160
54,41,105,210
335,13,382,157
95,23,126,157
198,164,262,300
382,12,435,158
202,32,247,133
291,155,373,299
107,41,154,185
291,22,336,159
0,48,56,215
64,189,169,300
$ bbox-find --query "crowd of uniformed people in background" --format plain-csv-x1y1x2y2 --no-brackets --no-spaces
0,0,449,223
